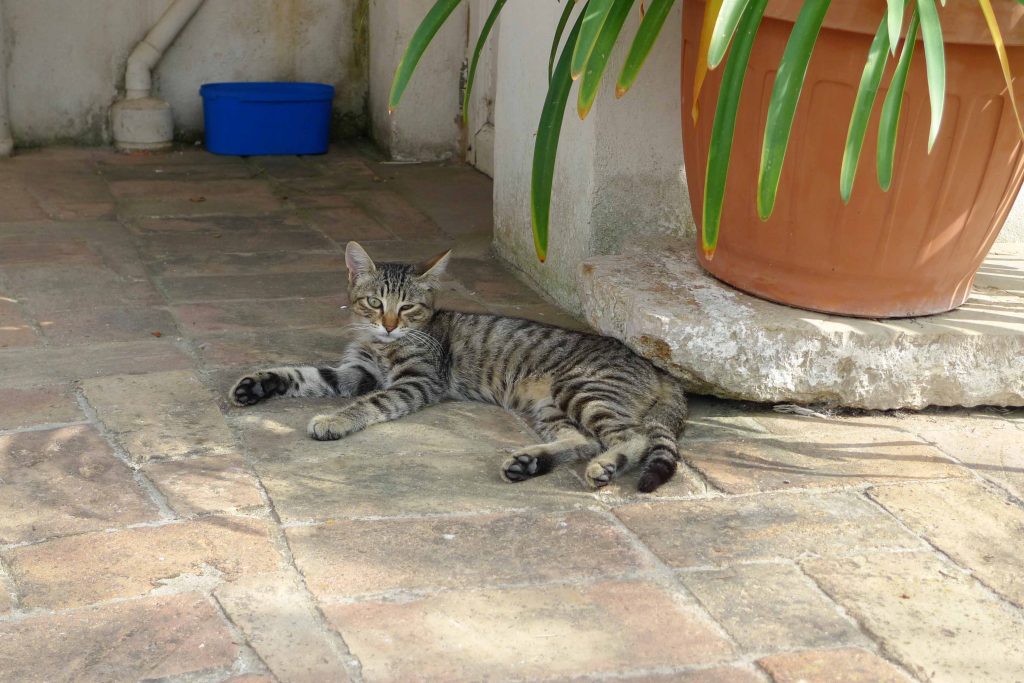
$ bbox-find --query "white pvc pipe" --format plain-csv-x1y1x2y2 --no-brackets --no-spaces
125,0,205,100
0,2,13,156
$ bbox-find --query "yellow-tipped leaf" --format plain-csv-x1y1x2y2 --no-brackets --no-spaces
978,0,1024,141
549,0,578,82
532,8,587,261
571,0,615,80
616,0,677,98
578,0,635,118
708,0,753,69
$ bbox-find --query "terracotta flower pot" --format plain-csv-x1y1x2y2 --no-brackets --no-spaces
681,0,1024,317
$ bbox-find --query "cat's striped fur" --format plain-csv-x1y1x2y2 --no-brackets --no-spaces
230,242,688,492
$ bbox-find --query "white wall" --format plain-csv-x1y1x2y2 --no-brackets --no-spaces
367,0,465,161
465,0,498,176
0,2,12,155
492,1,691,307
1000,197,1024,241
4,0,368,145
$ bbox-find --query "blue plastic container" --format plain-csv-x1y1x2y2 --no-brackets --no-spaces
200,82,335,156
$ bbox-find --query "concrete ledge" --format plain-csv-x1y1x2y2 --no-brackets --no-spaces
579,239,1024,409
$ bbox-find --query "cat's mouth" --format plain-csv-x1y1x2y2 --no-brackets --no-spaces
373,329,407,343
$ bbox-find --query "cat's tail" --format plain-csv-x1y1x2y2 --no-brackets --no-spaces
636,376,689,493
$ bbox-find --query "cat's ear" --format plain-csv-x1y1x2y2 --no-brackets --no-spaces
345,241,376,285
416,249,451,285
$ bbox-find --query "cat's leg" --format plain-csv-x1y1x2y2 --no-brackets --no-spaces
307,376,442,440
554,382,680,491
583,418,679,491
230,364,379,407
501,399,600,482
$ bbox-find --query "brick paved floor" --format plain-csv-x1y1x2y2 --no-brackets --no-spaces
0,144,1022,682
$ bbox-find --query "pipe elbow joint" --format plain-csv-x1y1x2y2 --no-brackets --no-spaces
125,41,161,99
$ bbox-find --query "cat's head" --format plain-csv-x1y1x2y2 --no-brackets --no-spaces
344,241,451,343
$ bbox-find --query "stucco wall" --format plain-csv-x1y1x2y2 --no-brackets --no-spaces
465,0,498,176
492,1,690,309
3,0,368,146
367,0,465,161
1000,197,1024,241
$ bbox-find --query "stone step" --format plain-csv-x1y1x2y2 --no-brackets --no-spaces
579,239,1024,409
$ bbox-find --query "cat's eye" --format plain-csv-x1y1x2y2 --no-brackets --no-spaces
399,304,416,312
366,297,382,309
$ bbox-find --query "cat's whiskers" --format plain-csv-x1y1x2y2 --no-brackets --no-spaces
347,321,378,332
404,328,444,358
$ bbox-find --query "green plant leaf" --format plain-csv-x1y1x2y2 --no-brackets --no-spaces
978,0,1024,141
702,0,769,257
388,0,464,112
550,0,578,82
887,0,904,55
707,0,752,69
840,17,890,204
572,0,615,80
532,7,586,261
463,0,508,124
878,9,920,191
917,0,945,151
578,0,635,118
615,0,677,98
757,0,831,220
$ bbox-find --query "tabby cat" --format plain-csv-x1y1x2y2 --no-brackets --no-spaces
230,242,688,492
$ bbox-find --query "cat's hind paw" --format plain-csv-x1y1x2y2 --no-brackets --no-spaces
230,372,286,407
584,460,617,489
308,414,355,441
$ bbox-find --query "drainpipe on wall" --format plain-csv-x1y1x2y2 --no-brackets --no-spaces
110,0,205,152
0,1,14,157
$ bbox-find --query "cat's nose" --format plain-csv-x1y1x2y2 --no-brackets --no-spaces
383,318,398,333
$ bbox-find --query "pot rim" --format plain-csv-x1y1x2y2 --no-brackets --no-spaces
704,0,1024,46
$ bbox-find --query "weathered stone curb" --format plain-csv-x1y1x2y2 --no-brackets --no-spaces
579,239,1024,409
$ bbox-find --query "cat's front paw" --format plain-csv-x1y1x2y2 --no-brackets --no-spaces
584,460,617,489
500,451,554,482
230,372,286,407
307,414,356,441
